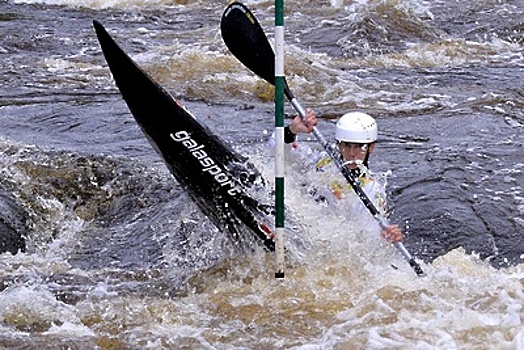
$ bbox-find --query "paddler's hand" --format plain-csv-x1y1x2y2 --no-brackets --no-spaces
289,108,317,135
381,224,403,242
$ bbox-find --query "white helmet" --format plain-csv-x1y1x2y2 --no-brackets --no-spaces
335,112,378,143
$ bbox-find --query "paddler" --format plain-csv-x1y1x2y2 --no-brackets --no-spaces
278,109,403,243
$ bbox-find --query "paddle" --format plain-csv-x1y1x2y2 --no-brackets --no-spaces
221,2,425,276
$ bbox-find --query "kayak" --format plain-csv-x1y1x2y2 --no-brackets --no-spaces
93,20,276,251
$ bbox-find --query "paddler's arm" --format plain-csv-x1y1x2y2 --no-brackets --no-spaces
284,108,317,143
381,224,403,242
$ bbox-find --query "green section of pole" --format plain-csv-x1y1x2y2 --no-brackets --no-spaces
275,0,284,26
275,175,285,227
274,0,285,279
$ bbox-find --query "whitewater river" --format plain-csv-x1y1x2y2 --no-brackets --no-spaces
1,0,523,348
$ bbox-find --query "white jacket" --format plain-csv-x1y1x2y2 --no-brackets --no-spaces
269,133,389,215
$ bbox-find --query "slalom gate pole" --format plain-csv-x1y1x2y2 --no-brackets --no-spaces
274,0,285,279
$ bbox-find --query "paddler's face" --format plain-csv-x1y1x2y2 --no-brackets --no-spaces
338,142,374,169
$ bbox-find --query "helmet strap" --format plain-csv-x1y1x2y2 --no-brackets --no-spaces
363,141,376,168
363,152,370,167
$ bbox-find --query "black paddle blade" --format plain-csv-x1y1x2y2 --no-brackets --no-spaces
221,2,275,85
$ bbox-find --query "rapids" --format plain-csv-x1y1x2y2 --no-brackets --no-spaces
1,0,523,348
